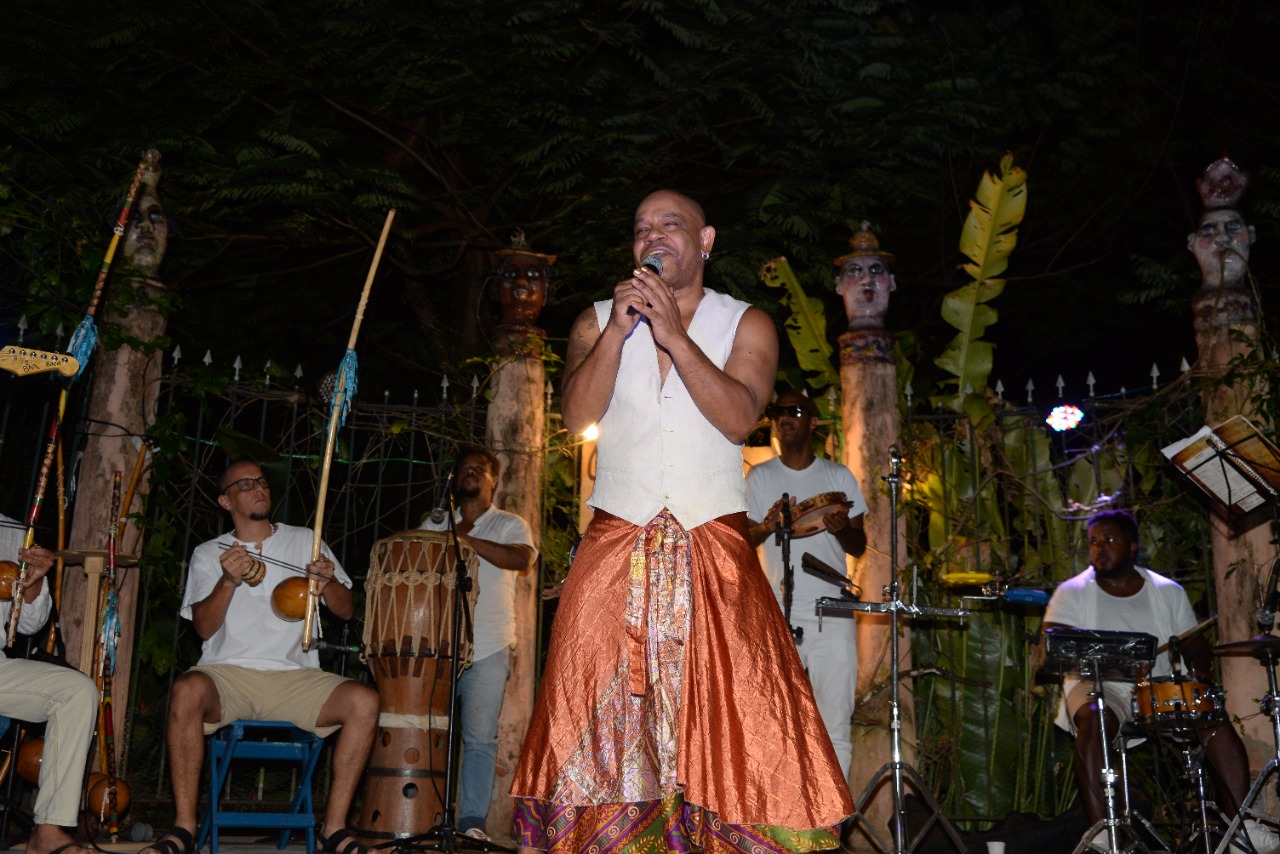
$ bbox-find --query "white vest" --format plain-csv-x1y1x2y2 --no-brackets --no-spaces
588,289,750,530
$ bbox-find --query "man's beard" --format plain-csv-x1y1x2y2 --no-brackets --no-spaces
249,511,271,522
456,485,481,500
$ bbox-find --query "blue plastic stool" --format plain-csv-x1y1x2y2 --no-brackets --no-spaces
197,720,325,854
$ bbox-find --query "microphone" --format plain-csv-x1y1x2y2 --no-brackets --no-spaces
429,471,454,524
627,254,664,317
889,445,902,476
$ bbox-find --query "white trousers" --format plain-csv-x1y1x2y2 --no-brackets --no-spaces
0,657,97,827
793,612,857,780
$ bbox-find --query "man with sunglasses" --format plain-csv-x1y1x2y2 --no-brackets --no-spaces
746,388,868,783
142,461,379,854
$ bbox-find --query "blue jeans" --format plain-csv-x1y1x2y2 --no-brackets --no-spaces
457,649,510,832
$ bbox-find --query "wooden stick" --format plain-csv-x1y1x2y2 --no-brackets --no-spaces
302,209,396,650
5,393,65,646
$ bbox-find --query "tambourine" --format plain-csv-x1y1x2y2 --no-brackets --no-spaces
790,491,852,538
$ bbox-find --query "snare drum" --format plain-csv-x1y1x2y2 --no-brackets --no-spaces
1134,676,1222,730
790,491,852,538
356,531,479,843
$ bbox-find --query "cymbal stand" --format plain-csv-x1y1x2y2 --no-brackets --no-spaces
1070,661,1158,854
1212,648,1280,854
843,446,968,854
774,493,802,642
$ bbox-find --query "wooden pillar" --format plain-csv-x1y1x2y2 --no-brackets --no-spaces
61,282,166,770
484,338,545,841
1193,289,1275,777
840,328,912,849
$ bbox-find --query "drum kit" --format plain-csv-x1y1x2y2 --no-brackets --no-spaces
1043,623,1280,854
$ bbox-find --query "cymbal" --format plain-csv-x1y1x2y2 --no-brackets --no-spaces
1215,635,1280,657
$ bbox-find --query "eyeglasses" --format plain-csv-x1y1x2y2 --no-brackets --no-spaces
224,476,270,494
769,405,809,419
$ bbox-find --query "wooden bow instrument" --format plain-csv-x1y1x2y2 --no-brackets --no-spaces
5,152,153,643
4,409,62,646
65,150,157,378
301,209,396,651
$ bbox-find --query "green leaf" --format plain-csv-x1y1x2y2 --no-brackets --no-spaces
759,256,839,391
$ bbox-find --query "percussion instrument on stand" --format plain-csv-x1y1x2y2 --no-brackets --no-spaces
355,530,478,845
1210,635,1280,854
1043,628,1169,854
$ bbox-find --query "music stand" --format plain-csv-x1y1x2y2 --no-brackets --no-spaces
1162,415,1280,536
840,448,969,854
390,494,513,854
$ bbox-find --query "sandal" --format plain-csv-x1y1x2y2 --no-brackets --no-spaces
138,826,196,854
319,828,372,854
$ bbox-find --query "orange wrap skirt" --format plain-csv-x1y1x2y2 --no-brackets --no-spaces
511,510,852,852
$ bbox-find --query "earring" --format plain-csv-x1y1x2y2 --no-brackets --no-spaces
700,251,710,261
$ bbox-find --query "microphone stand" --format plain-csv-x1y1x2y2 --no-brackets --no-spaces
843,447,968,854
392,493,511,854
775,493,803,642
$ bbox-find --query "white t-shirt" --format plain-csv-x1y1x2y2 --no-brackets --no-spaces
745,457,869,614
1044,565,1197,730
421,506,536,661
180,523,350,671
0,515,50,659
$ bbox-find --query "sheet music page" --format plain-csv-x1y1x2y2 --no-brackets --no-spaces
1162,423,1268,513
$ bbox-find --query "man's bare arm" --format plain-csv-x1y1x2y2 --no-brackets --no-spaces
667,307,778,444
561,302,628,434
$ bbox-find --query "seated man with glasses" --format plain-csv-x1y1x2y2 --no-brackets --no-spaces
1044,509,1272,852
141,461,380,854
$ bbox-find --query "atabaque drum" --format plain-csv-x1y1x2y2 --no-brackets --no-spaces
356,531,478,844
1134,675,1222,731
790,491,852,538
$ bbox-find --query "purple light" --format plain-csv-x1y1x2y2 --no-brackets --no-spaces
1046,404,1084,432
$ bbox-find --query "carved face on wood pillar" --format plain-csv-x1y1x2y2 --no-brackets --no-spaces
834,221,896,330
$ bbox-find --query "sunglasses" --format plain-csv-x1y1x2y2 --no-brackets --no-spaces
769,404,810,419
224,476,270,494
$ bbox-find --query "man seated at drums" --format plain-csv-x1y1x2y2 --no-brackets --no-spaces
1044,509,1274,851
419,446,536,842
141,461,380,854
745,387,868,782
0,517,98,854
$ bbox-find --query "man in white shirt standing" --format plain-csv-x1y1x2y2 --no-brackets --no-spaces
0,517,97,854
746,388,868,781
420,446,536,842
142,461,379,854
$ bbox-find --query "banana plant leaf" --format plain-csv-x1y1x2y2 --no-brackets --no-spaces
760,256,839,392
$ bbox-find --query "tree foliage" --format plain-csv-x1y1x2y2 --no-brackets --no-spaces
4,0,1278,397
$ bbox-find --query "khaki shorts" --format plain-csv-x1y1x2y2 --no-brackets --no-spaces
192,664,352,738
1063,679,1136,735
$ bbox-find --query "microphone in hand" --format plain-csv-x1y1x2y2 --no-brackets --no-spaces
626,254,664,316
